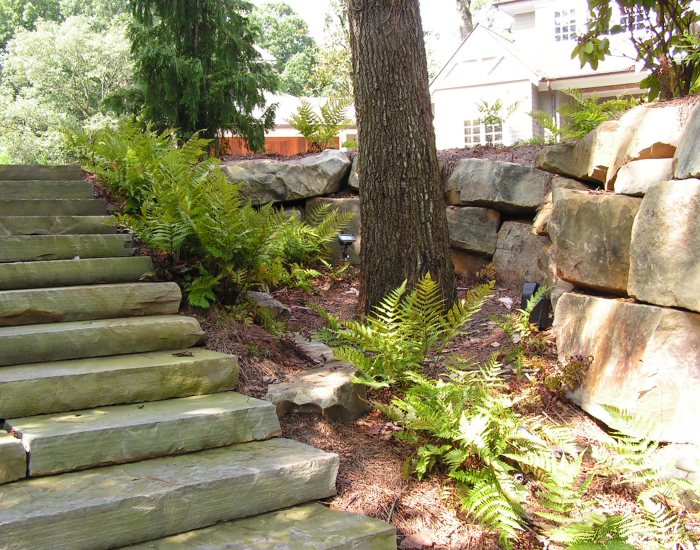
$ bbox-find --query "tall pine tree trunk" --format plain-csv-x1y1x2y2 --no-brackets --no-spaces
348,0,455,314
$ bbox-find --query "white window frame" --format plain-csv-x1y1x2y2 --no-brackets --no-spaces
464,119,504,146
484,122,503,145
464,119,481,146
620,8,645,32
554,9,577,42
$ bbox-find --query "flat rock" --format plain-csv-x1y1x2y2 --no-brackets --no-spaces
306,196,361,264
549,189,641,294
0,199,106,216
606,103,685,188
7,392,281,476
0,432,26,484
222,150,351,205
0,349,239,419
246,291,291,323
628,179,700,313
445,158,550,214
0,216,114,236
0,234,133,262
0,282,182,326
120,503,397,550
0,180,93,200
0,165,82,181
0,315,205,367
0,257,153,290
614,159,674,196
674,104,700,180
492,221,551,290
446,206,500,256
555,293,700,444
348,153,360,190
535,120,618,183
0,438,338,550
532,176,590,236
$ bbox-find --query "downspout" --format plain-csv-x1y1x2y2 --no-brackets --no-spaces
547,80,557,140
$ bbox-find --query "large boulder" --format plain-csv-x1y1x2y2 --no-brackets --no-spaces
674,104,700,180
535,121,618,183
549,189,641,294
348,154,360,190
614,158,674,196
493,221,551,290
606,104,685,188
222,150,351,205
305,197,361,264
628,179,700,313
555,293,700,445
450,249,490,277
446,206,500,256
444,159,550,214
532,176,590,236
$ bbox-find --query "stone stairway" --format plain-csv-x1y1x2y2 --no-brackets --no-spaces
0,165,395,550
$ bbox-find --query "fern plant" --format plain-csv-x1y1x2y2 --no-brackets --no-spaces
286,98,352,152
317,274,494,387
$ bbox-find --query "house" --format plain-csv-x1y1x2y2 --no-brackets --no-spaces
429,0,651,149
224,94,357,156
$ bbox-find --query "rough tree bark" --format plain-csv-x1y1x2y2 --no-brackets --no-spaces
456,0,474,40
348,0,456,314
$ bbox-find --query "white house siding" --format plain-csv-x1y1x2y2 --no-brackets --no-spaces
513,12,536,43
432,80,535,149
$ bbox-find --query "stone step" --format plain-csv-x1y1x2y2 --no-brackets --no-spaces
0,216,115,236
6,392,282,476
0,349,239,419
0,180,94,199
0,432,26,484
120,503,397,550
0,257,153,290
0,315,205,367
0,234,133,262
0,283,182,327
0,165,82,181
0,438,338,550
0,198,106,216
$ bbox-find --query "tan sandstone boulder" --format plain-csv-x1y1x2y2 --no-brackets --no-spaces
493,221,551,290
555,293,700,445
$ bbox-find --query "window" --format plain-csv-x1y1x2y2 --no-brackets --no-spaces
554,9,577,42
464,119,480,146
464,120,504,146
484,122,503,145
620,9,645,31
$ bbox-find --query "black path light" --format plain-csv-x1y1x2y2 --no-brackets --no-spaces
337,233,355,264
521,282,552,330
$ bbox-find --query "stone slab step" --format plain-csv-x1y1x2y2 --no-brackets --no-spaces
0,234,133,262
0,180,94,199
0,315,205,367
0,349,239,419
0,165,82,181
0,438,338,550
0,282,182,326
6,392,282,476
120,503,397,550
0,198,106,216
0,216,115,236
0,257,153,290
0,432,26,484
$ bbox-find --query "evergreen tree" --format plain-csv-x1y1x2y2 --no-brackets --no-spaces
130,0,278,151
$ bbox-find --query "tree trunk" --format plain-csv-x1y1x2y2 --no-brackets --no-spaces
348,0,456,314
456,0,474,41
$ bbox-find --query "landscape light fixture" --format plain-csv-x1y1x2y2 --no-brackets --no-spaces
521,282,552,330
337,233,355,264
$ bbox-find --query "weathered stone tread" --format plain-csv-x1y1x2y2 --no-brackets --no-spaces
6,392,282,476
0,257,153,290
0,165,82,181
0,432,26,485
0,199,106,216
0,438,338,550
0,180,93,199
0,216,115,236
0,315,205,367
0,282,182,326
120,503,396,550
0,234,133,262
0,349,239,419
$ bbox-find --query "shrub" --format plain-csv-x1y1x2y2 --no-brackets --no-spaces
286,98,352,152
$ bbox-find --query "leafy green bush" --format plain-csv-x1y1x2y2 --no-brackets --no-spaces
286,98,352,152
69,119,353,307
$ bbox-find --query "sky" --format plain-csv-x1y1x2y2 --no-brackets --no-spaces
249,0,467,68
